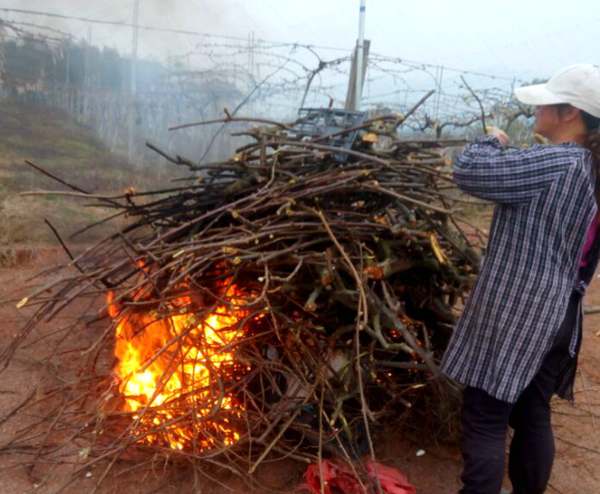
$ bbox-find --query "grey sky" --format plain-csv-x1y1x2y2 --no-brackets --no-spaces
1,0,597,118
1,0,597,80
237,0,598,81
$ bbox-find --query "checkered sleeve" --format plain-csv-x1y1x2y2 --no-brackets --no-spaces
453,136,574,204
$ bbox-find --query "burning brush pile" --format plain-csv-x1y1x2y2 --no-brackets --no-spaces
1,108,482,488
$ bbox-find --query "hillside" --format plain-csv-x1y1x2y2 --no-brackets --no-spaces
0,99,163,246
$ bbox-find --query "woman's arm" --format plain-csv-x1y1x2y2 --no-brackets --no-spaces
454,136,575,204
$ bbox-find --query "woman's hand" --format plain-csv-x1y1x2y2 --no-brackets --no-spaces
486,126,510,146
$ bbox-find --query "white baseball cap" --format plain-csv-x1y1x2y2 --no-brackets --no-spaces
514,64,600,118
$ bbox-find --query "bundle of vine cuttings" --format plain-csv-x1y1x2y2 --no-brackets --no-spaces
0,110,481,488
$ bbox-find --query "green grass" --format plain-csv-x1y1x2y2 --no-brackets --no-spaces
0,99,163,245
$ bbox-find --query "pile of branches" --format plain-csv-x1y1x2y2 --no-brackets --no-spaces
0,109,482,491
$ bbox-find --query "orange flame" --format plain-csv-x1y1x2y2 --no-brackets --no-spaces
108,281,248,451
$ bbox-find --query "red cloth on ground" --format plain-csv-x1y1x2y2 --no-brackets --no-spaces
366,461,417,494
303,458,416,494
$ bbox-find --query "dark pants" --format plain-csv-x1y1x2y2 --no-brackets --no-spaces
459,293,580,494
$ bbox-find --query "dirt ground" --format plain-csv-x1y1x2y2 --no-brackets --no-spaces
0,248,599,494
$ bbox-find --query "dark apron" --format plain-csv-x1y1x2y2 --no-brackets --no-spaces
557,228,600,400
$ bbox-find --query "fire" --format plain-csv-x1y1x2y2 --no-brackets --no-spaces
107,281,249,452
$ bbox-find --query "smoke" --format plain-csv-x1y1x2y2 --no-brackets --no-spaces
1,0,255,62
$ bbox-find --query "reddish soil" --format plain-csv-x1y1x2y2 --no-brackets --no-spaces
0,249,599,494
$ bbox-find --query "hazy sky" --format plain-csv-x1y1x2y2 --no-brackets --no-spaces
1,0,597,82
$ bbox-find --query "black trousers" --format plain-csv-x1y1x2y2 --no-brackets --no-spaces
459,292,580,494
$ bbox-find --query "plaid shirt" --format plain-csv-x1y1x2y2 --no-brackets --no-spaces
441,136,597,403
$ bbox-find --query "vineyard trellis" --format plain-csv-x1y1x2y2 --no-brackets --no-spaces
0,12,538,168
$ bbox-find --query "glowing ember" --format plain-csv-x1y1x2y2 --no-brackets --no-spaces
107,282,248,451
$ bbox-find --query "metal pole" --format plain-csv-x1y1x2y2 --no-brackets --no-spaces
434,65,444,121
248,31,255,115
65,41,70,87
128,0,140,163
83,25,92,121
355,0,366,111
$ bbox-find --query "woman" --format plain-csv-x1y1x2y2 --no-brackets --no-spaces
441,64,600,494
